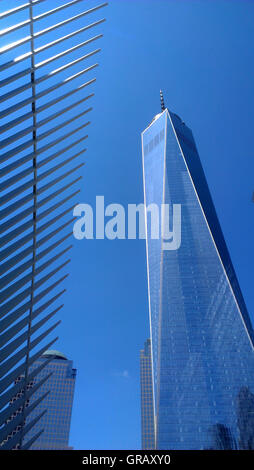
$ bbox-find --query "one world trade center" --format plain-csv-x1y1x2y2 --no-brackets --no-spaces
141,93,254,450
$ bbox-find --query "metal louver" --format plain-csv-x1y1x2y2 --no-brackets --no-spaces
0,0,107,450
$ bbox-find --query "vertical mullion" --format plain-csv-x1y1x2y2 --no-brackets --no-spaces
19,0,39,450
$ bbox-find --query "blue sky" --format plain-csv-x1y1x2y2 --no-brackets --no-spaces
1,0,254,450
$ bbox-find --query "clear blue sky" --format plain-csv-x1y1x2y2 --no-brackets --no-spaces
1,0,254,450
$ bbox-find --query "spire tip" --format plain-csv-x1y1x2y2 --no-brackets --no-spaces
160,90,165,112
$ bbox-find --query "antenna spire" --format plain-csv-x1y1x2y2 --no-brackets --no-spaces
160,90,165,112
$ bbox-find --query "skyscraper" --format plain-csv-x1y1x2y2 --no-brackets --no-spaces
141,99,254,449
140,339,155,449
1,350,76,450
23,350,77,450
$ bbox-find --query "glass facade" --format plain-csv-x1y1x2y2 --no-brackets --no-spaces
140,339,155,449
141,109,254,449
23,351,76,450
